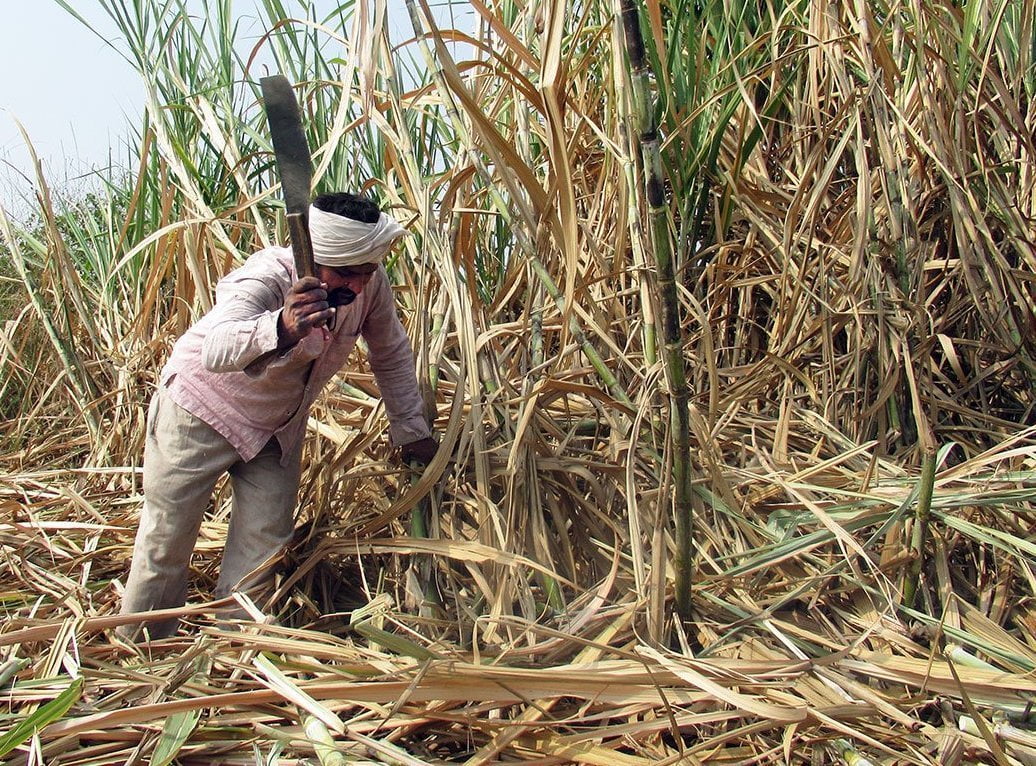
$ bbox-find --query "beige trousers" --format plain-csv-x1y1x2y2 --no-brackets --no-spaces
117,387,302,640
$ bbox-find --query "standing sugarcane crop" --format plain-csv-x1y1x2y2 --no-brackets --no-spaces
619,0,696,623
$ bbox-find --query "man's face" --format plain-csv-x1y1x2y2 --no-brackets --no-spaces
316,262,378,307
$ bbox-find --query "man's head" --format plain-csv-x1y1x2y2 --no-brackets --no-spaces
309,192,405,306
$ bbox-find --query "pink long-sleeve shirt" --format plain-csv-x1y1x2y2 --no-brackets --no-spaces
160,247,430,465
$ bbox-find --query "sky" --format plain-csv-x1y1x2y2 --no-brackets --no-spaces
0,2,143,205
0,1,446,213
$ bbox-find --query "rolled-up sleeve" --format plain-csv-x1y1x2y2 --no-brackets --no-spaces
361,270,432,446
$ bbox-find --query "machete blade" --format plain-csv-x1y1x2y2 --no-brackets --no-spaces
261,75,315,278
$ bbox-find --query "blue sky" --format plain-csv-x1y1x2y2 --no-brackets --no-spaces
0,1,454,211
0,3,142,202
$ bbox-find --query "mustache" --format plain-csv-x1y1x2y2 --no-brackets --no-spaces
327,287,357,307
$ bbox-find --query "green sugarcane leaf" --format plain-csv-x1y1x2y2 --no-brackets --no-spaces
351,620,438,661
149,709,202,766
0,677,83,758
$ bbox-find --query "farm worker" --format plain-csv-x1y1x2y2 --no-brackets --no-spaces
116,192,437,640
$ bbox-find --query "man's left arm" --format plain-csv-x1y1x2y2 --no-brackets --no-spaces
361,269,436,461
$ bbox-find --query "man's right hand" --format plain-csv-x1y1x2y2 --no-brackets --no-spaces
277,277,333,349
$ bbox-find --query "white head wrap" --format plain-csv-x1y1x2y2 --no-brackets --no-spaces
309,204,407,266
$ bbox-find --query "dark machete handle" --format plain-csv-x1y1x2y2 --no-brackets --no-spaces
287,212,315,280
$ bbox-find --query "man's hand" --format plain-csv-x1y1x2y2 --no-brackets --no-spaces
401,436,438,466
277,277,333,349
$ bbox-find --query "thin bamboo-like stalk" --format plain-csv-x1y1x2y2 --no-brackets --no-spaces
903,445,937,609
618,0,695,623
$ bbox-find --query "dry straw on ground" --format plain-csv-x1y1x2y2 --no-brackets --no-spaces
1,0,1034,763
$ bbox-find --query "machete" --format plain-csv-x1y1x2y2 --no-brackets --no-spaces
261,75,315,279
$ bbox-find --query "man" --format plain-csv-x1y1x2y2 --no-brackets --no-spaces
117,192,436,640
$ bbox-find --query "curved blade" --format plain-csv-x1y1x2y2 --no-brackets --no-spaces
261,75,314,277
262,75,312,215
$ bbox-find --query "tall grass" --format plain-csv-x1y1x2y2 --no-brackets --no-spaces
0,0,1033,761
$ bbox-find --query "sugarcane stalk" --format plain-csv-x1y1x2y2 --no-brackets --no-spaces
946,644,1000,671
835,739,878,766
903,445,937,609
947,646,1036,721
408,457,442,615
408,285,442,615
961,717,1036,749
376,39,448,610
0,657,29,690
526,280,563,610
304,715,348,766
611,15,657,366
618,0,695,623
